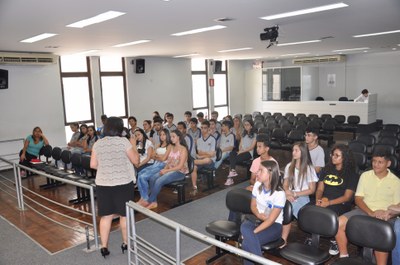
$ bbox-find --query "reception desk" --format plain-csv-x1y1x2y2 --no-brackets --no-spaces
261,94,377,125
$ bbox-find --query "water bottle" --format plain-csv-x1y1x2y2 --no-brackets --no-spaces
264,201,273,218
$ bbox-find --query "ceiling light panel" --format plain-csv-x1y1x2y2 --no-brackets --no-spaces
173,53,199,58
218,47,253,53
171,25,226,36
20,33,58,43
113,40,151,48
280,52,310,57
67,11,125,28
353,30,400,38
332,47,369,52
277,40,321,46
261,3,348,20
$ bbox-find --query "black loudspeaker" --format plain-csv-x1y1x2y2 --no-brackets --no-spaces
214,60,222,73
0,69,8,89
135,59,145,74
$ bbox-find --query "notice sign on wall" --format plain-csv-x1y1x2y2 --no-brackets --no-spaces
327,74,336,87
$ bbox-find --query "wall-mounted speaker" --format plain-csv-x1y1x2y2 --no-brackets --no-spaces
214,60,222,73
0,69,8,89
135,59,145,74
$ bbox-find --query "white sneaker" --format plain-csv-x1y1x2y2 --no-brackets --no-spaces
228,170,238,178
224,178,234,186
329,240,339,255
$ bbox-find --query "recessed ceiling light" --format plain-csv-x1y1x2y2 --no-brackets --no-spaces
393,48,397,51
218,47,253,53
173,53,199,58
353,30,400,38
260,3,348,20
277,40,321,46
72,50,100,56
332,47,370,52
171,25,226,36
20,33,58,43
280,52,310,57
66,11,125,28
113,40,151,48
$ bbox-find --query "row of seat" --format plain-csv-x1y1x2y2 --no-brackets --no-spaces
206,188,396,265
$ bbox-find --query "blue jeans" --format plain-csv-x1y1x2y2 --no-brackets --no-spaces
148,171,185,203
291,195,310,219
137,161,165,201
393,218,400,265
214,151,230,169
240,220,282,265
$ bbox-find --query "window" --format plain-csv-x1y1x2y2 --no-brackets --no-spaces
99,57,128,118
191,59,229,119
262,67,301,101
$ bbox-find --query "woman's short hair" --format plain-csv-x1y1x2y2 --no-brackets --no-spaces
103,117,123,137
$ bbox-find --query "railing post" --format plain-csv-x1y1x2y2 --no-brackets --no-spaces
126,205,132,265
16,166,25,211
89,186,98,249
13,163,23,209
176,226,181,265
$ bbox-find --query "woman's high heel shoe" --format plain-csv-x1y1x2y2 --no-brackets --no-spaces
121,243,128,253
100,247,110,258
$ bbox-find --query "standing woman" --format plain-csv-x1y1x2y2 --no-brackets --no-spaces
90,117,139,258
281,142,318,244
143,130,189,210
227,119,257,178
241,160,286,265
19,126,49,177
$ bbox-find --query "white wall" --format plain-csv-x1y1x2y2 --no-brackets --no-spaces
126,57,193,123
0,63,66,147
227,60,248,116
244,51,400,124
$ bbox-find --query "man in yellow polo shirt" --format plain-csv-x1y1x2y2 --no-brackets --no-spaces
332,151,400,264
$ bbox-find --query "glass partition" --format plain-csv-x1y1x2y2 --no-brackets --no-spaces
262,66,301,101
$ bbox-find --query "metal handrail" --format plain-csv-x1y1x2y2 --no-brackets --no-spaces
126,201,281,265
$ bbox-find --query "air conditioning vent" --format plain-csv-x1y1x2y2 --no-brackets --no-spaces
0,52,58,65
293,55,346,64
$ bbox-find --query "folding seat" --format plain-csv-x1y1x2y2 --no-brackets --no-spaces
320,114,332,121
333,115,346,125
319,118,336,147
348,141,367,154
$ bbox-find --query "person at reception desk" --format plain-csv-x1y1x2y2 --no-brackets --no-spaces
354,89,369,103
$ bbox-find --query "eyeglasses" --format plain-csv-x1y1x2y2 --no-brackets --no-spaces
331,153,342,158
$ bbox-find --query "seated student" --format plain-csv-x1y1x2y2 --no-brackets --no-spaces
67,122,81,148
214,120,235,172
240,160,286,265
334,151,400,263
150,116,163,147
83,125,99,155
98,114,108,137
305,127,325,174
164,112,177,132
183,111,192,129
190,120,217,196
132,128,154,173
211,110,222,133
209,119,221,146
314,144,359,253
177,121,196,159
281,142,318,245
226,119,257,179
19,126,50,177
141,130,189,210
232,115,244,147
143,120,153,139
246,134,278,189
137,128,171,206
152,111,160,119
187,117,201,144
128,116,139,137
197,112,205,125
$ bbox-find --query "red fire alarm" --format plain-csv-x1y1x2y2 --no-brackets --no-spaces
209,78,214,87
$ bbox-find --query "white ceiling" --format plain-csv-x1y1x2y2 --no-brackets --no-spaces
1,0,399,60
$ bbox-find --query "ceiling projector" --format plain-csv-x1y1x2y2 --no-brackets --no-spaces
260,26,279,42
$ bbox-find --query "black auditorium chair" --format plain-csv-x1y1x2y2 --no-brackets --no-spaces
320,114,332,121
333,115,346,125
52,149,73,177
319,118,336,147
331,215,395,265
348,141,367,154
165,155,194,207
353,152,368,175
372,143,395,156
270,128,286,150
261,200,293,252
75,155,96,203
378,136,399,151
32,145,52,171
280,205,338,265
389,155,400,176
65,153,86,204
308,114,319,120
262,112,271,118
199,148,222,192
382,124,400,134
243,114,253,121
281,129,304,151
205,188,252,264
315,96,324,101
342,115,360,139
40,147,66,189
338,96,348,101
356,134,376,154
378,130,397,138
296,113,306,119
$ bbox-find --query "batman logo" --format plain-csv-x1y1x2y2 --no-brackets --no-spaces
323,174,343,186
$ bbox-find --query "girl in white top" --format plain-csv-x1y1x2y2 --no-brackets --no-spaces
240,160,286,265
132,128,154,173
281,141,318,244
